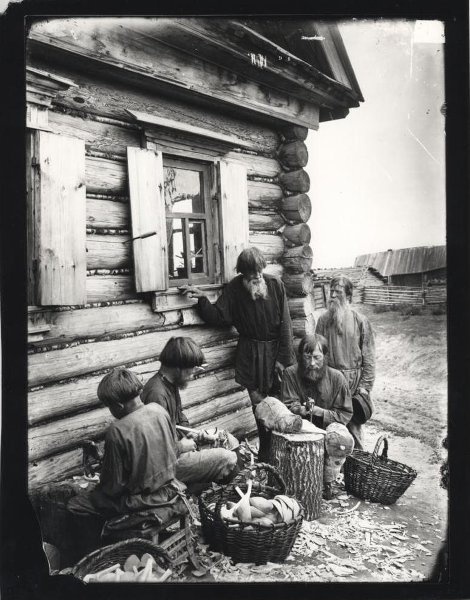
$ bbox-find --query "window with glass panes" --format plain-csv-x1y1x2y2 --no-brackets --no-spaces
163,157,214,285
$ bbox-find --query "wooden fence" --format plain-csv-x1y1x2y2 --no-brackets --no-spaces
362,285,446,306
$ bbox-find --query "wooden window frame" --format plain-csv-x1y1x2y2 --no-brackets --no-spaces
163,156,216,288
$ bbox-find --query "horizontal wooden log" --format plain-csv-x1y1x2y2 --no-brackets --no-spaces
86,156,127,195
247,181,283,210
249,233,284,262
278,141,308,169
29,447,85,490
48,108,140,155
186,389,250,426
281,194,311,223
28,325,237,387
29,406,113,462
27,299,227,349
28,403,257,489
279,124,308,142
281,244,313,274
291,317,316,339
86,274,136,303
28,302,163,346
198,405,257,439
249,212,284,232
29,345,238,425
287,295,316,320
283,272,315,297
282,223,311,246
87,197,129,229
279,169,310,193
86,234,131,270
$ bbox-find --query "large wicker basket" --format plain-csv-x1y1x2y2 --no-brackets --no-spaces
199,463,303,565
72,538,172,581
344,435,417,505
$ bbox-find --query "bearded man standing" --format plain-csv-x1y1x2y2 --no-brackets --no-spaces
315,275,375,449
180,247,295,461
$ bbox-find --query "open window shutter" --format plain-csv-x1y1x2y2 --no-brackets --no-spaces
34,131,86,305
218,160,249,282
127,147,168,292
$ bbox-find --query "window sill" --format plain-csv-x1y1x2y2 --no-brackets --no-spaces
152,284,224,313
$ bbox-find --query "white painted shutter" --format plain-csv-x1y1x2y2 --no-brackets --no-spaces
218,160,249,282
33,131,86,305
127,147,168,292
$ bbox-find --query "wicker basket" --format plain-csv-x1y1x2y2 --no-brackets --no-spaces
72,538,172,581
199,462,303,564
199,462,278,550
344,435,417,505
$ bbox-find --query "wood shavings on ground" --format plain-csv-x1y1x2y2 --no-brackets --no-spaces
190,495,431,583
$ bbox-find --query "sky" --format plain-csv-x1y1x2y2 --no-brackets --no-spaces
307,20,446,268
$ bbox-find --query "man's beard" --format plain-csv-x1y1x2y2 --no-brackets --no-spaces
326,298,347,334
244,277,268,301
174,372,190,389
302,362,327,382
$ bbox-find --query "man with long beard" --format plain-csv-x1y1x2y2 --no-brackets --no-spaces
280,333,354,500
315,275,376,449
141,337,238,486
179,247,295,461
280,333,353,429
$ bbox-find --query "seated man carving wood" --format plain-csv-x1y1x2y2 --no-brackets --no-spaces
280,334,354,499
68,368,186,518
141,337,238,486
280,334,353,428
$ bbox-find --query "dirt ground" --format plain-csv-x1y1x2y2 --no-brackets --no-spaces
182,303,448,583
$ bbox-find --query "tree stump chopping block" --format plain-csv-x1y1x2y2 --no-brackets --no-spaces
270,431,324,520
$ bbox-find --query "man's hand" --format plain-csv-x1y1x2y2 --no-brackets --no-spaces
179,437,197,453
274,361,285,382
179,285,207,299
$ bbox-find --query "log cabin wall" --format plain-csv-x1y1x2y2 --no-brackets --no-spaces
26,58,316,491
25,15,365,491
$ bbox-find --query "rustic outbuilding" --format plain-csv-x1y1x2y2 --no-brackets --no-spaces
26,18,363,491
355,246,447,287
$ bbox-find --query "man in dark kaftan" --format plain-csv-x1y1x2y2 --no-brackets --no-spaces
315,275,375,449
180,247,295,461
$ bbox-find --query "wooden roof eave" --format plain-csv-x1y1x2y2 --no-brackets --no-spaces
122,19,358,111
27,33,322,130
